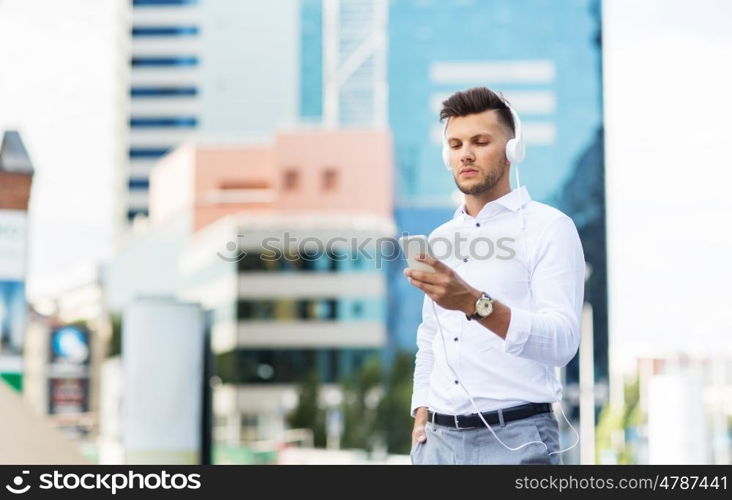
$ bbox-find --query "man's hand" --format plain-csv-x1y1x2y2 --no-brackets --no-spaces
404,254,512,339
412,407,429,447
403,255,480,316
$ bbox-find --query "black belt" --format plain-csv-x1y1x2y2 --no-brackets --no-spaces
427,403,552,429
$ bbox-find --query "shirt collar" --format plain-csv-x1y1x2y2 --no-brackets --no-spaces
453,185,532,221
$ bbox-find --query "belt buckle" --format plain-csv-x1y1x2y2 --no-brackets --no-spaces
454,414,460,429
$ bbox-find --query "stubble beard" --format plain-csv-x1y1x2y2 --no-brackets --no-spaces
453,159,507,196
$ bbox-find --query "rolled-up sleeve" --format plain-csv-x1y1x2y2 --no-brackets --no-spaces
410,295,437,417
503,216,585,367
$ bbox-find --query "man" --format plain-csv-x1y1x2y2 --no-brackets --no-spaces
405,87,584,465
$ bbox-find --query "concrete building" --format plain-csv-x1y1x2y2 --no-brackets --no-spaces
0,131,35,390
125,0,300,221
106,128,395,444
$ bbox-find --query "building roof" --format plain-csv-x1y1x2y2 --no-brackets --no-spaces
0,131,34,174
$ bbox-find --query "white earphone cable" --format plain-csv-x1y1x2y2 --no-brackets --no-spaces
430,299,580,455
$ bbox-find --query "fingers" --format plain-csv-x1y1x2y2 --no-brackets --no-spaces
403,260,452,303
412,425,427,446
416,254,448,272
407,277,441,297
403,267,447,285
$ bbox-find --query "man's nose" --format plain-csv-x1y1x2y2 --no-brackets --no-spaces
460,145,475,163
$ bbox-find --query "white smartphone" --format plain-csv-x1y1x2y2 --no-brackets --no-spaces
398,235,436,273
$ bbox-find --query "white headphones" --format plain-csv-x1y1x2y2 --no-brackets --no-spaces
441,96,525,170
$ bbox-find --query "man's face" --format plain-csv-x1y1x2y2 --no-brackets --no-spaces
444,109,512,196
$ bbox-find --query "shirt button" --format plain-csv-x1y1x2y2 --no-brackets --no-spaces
462,258,468,263
453,337,458,342
475,222,480,227
454,380,459,384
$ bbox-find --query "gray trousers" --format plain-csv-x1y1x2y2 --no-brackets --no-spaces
410,411,562,465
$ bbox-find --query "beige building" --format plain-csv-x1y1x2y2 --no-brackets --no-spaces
106,128,395,446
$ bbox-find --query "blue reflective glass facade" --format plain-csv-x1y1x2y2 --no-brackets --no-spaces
133,0,198,6
299,0,323,121
130,86,198,97
386,0,607,395
132,26,199,36
128,148,170,159
129,117,198,128
128,178,150,190
295,2,607,391
131,56,198,67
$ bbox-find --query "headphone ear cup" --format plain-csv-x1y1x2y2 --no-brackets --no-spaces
511,139,526,164
505,138,526,165
513,140,525,163
505,138,516,164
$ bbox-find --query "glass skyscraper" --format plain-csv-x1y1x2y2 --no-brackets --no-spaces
298,1,608,441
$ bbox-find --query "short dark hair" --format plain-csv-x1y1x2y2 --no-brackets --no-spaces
439,87,515,136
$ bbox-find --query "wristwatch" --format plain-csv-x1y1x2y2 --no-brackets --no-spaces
466,291,494,321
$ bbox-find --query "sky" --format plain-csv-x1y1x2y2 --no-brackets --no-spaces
1,0,732,355
0,0,122,298
603,0,732,357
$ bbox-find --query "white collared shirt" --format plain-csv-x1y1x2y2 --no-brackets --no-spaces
410,186,585,416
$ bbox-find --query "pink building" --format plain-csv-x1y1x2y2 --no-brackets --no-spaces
149,129,393,231
110,129,395,445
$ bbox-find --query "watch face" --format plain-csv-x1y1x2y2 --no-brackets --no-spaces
476,297,493,317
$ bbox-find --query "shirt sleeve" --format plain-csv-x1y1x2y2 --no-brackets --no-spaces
503,216,585,367
410,294,437,417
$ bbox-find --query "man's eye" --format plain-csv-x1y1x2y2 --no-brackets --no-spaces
475,141,488,146
450,144,460,149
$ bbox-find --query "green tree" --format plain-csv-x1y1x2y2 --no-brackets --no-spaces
339,351,416,455
107,313,122,358
340,355,382,450
595,376,644,464
375,351,415,454
287,370,326,447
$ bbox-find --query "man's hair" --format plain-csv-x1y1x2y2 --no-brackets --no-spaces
439,87,515,136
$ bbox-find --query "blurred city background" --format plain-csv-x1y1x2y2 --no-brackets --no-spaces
0,0,730,465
